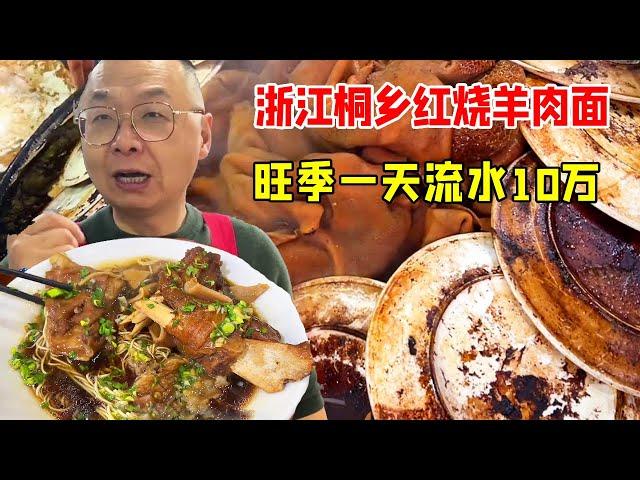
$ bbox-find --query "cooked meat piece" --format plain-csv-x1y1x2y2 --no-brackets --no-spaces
183,247,226,292
195,336,247,376
93,275,127,305
46,257,126,305
43,293,104,361
46,255,84,284
156,274,191,311
44,255,126,361
49,253,81,272
243,317,281,342
158,247,230,309
133,297,245,376
134,298,217,352
134,357,185,410
230,340,313,393
183,375,229,415
170,310,226,357
135,355,231,418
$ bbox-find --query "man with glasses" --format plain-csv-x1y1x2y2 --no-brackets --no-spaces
4,60,326,420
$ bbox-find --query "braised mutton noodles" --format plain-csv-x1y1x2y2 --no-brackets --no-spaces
10,247,313,419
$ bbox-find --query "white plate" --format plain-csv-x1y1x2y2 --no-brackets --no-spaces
0,237,309,420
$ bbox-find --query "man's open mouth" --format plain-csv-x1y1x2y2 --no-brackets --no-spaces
114,171,151,185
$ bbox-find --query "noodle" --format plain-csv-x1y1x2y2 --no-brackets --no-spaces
21,309,172,420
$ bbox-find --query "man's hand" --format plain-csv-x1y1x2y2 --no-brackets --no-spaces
67,60,96,88
7,211,86,270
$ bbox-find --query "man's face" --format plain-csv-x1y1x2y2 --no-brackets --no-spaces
78,60,212,213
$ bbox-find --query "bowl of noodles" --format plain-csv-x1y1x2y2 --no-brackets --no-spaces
0,237,312,420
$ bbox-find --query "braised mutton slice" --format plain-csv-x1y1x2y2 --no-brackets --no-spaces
134,356,233,419
133,298,245,375
44,294,104,361
43,254,126,361
158,247,228,306
243,317,281,342
134,357,185,411
47,253,126,304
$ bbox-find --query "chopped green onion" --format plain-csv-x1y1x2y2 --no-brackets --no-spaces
221,322,235,335
185,265,199,277
9,349,46,386
44,287,65,298
147,303,155,309
68,351,77,361
80,267,90,279
96,369,137,415
208,301,252,343
98,374,127,391
193,259,209,269
132,350,150,363
181,303,196,313
92,287,105,308
19,323,41,347
165,261,184,276
44,287,79,300
176,361,205,391
98,317,116,338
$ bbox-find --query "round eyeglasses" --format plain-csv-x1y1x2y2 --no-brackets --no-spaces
74,102,205,146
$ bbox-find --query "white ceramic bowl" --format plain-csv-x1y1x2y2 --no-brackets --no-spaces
0,238,309,420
